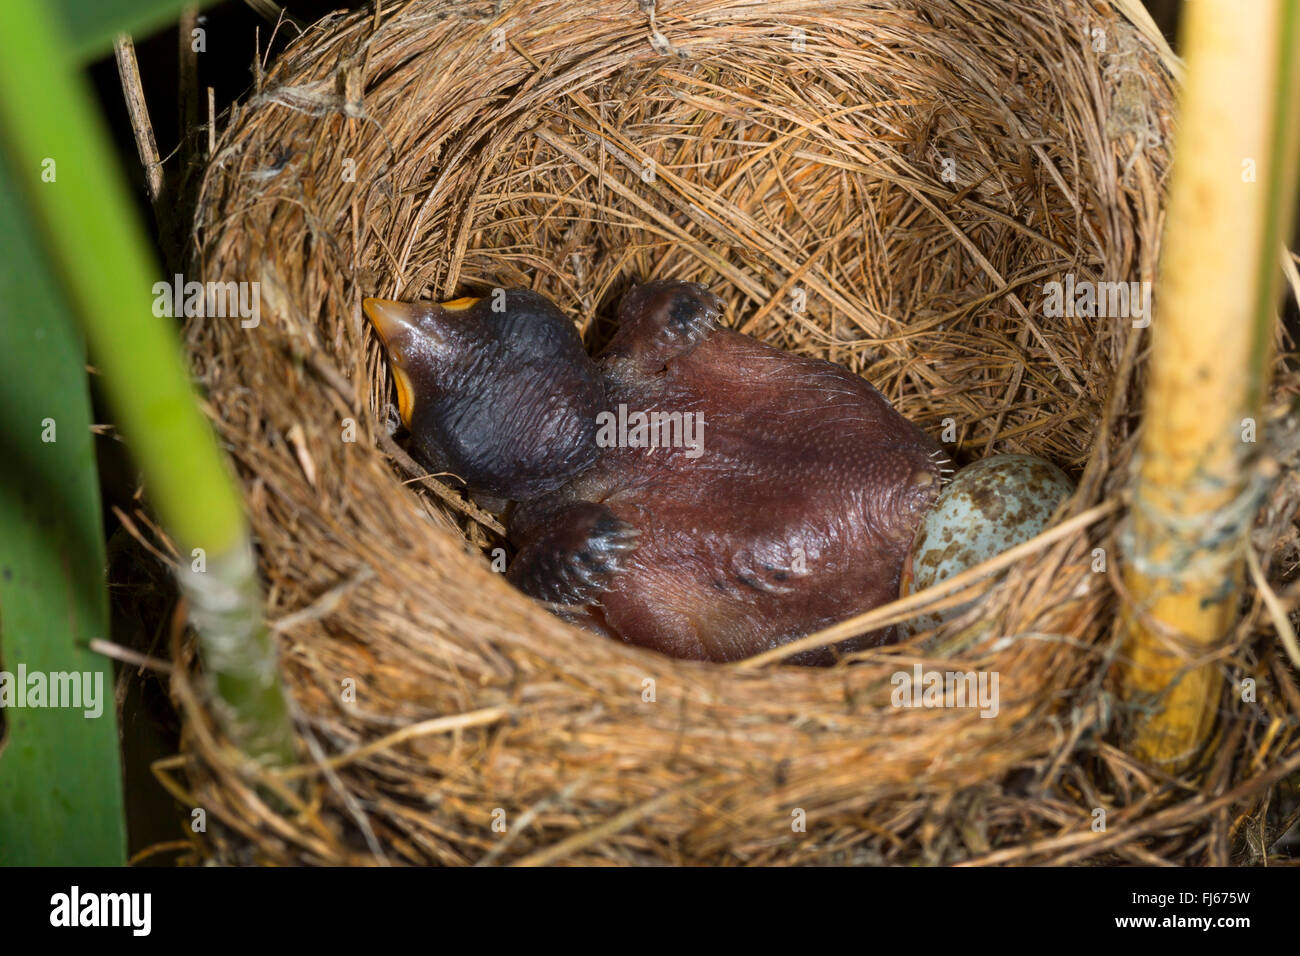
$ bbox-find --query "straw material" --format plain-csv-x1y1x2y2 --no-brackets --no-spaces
137,0,1300,864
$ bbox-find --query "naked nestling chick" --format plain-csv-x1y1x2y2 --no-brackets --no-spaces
363,281,942,664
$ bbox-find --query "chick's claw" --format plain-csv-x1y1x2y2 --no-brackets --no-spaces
591,513,642,555
570,515,640,586
507,503,640,606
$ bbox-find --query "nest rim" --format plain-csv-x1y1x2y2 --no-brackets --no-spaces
150,0,1300,866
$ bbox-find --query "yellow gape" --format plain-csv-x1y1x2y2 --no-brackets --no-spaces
389,363,415,426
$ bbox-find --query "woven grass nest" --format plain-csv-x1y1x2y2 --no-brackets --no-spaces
155,0,1300,865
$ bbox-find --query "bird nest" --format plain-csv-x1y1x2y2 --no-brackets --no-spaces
146,0,1300,864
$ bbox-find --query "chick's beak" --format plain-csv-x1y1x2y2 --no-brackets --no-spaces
363,297,418,345
362,295,483,343
363,297,420,427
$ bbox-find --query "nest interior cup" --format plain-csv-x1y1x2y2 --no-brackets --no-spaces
185,0,1192,864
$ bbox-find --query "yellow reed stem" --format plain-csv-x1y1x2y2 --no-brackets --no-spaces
1120,0,1300,769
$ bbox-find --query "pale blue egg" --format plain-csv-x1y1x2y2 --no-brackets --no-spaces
898,454,1074,637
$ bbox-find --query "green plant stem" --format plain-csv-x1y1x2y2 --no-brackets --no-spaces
0,0,295,768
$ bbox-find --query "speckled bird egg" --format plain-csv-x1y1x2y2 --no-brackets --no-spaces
897,454,1074,638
